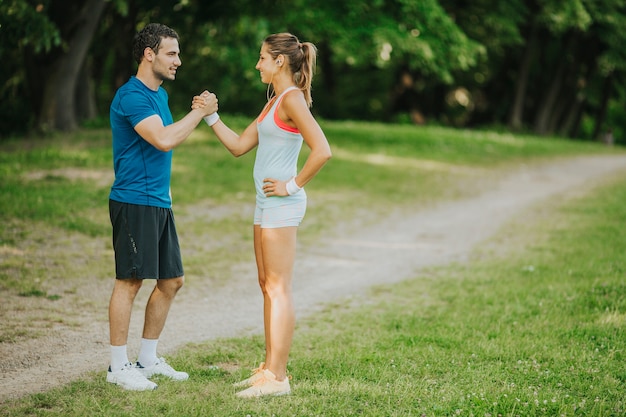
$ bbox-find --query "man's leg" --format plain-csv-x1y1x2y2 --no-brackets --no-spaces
142,276,184,340
109,278,143,358
107,278,158,391
135,276,188,380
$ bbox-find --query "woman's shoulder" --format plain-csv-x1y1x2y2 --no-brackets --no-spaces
280,88,307,109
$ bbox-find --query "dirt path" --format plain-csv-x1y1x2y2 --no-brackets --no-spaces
2,154,626,403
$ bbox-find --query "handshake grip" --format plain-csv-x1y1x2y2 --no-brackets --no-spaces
194,90,219,126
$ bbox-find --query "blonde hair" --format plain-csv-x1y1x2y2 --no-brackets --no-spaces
264,33,317,107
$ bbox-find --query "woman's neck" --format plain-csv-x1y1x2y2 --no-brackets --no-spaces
271,77,296,97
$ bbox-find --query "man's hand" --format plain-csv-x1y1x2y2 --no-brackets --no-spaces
191,91,218,116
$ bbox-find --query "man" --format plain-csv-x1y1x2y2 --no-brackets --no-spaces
106,23,218,391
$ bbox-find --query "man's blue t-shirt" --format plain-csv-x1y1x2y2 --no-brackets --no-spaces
109,76,174,208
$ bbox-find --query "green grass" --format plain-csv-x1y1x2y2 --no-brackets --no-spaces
1,119,625,415
0,117,608,238
2,118,609,294
321,121,597,163
5,156,626,416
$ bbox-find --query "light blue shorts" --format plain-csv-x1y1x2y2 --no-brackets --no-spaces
254,200,307,228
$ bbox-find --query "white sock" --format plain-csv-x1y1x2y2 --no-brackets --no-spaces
137,338,159,367
110,345,129,372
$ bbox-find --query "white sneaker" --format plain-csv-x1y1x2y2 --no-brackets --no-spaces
107,363,158,391
136,357,189,381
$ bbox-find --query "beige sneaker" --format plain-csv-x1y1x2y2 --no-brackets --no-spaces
235,369,291,398
233,362,265,387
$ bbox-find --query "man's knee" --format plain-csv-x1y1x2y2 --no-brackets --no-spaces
157,276,184,295
114,278,143,297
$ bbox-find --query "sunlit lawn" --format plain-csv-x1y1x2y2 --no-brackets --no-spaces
1,119,624,416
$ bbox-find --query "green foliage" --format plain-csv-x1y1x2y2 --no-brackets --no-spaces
540,0,592,34
98,0,489,123
169,16,270,115
0,0,61,53
0,0,62,136
587,0,626,74
393,0,485,79
442,0,527,52
6,0,626,139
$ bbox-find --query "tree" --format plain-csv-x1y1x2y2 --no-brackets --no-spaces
35,0,107,132
436,0,626,140
270,0,486,122
5,0,626,140
0,0,61,135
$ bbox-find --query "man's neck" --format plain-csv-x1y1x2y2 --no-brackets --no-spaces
135,68,162,91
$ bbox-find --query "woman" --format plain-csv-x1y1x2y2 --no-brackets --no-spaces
200,33,331,397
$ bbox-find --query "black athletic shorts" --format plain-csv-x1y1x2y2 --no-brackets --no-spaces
109,199,184,279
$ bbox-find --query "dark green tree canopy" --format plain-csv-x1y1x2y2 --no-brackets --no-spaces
2,0,626,142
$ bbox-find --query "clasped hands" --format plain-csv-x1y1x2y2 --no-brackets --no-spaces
191,91,218,116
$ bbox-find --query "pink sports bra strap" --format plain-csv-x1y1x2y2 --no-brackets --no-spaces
273,86,300,133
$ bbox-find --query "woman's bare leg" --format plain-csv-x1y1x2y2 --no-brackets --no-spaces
258,226,297,381
253,225,271,368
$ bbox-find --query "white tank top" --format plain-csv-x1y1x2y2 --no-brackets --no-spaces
254,86,307,208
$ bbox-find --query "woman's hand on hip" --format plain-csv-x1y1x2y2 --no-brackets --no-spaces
262,178,288,197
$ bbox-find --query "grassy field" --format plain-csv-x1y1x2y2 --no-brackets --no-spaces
0,117,607,239
1,119,625,416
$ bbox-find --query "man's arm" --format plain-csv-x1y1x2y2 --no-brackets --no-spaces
135,93,218,152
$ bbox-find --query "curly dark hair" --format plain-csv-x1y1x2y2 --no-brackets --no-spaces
132,23,179,64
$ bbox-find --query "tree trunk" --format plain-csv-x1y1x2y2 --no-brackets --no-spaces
38,0,107,131
546,94,566,134
591,73,613,141
533,33,580,136
559,91,586,138
109,4,139,91
508,22,538,131
547,71,578,134
559,57,595,138
88,4,138,116
532,65,563,135
74,59,98,122
317,40,336,117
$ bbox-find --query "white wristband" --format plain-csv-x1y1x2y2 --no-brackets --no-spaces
203,112,220,126
286,177,302,195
